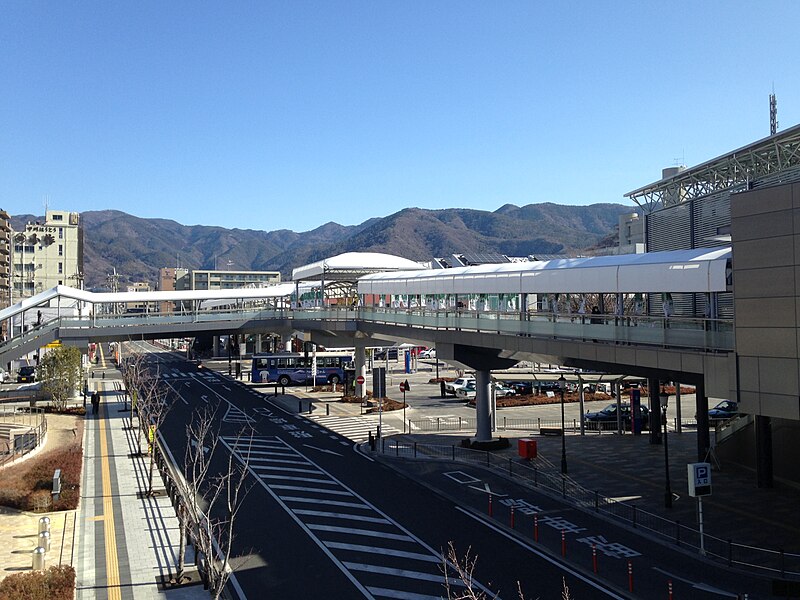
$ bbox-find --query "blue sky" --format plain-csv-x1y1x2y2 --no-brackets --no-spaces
2,1,799,232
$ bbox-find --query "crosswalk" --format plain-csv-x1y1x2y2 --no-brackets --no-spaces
221,436,493,599
307,415,402,443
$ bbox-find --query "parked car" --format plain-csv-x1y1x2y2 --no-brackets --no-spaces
374,348,399,360
0,368,9,383
419,348,436,359
17,365,36,383
444,376,475,396
584,403,650,430
457,381,516,399
708,400,739,422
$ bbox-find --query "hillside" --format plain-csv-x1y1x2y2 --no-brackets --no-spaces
13,203,633,289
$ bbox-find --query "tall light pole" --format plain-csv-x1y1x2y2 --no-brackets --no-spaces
662,387,672,508
559,374,568,474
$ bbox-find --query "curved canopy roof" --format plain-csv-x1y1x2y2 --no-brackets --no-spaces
357,247,731,295
292,252,425,282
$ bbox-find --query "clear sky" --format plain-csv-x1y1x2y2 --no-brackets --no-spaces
2,2,799,232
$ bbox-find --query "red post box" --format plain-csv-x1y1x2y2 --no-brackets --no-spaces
518,438,537,460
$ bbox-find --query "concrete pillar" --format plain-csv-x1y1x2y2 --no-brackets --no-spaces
695,380,709,462
213,336,220,358
355,341,367,398
255,334,263,354
755,415,774,488
474,370,493,442
648,377,662,444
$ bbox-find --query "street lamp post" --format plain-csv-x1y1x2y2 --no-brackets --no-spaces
559,374,568,474
662,388,672,508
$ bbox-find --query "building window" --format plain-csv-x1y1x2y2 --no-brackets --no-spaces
52,214,63,221
58,280,63,285
58,262,63,274
58,244,63,256
58,228,63,239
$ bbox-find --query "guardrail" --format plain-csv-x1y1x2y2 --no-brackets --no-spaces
408,416,714,435
0,408,47,468
376,438,800,580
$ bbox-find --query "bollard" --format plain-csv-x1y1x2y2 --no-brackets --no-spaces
298,401,302,413
488,494,493,517
510,507,515,529
32,546,46,571
308,403,312,415
38,516,50,535
668,579,673,600
533,515,539,542
326,403,330,416
102,372,105,379
561,530,566,557
592,543,597,573
38,530,51,552
627,560,633,592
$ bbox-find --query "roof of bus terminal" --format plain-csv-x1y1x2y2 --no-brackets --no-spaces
292,251,426,282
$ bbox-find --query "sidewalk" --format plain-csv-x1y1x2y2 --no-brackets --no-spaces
74,376,206,600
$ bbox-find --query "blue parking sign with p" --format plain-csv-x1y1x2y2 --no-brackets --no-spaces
688,462,712,497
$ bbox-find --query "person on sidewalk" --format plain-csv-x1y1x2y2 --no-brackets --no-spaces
91,391,100,416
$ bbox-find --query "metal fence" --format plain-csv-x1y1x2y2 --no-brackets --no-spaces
409,416,709,435
0,408,47,467
376,438,800,579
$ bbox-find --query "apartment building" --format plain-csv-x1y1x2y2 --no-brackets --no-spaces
11,210,83,299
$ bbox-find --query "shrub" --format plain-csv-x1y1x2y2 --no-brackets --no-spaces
0,565,75,600
0,442,83,511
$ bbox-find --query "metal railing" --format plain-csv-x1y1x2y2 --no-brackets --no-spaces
0,408,47,467
376,438,800,579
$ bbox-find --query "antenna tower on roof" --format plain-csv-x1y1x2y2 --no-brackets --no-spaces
770,89,778,135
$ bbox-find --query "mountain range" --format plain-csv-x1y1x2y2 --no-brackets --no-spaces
12,203,634,289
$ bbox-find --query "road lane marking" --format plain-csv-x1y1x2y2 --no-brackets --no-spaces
303,444,342,456
455,506,625,599
323,542,440,562
293,510,391,524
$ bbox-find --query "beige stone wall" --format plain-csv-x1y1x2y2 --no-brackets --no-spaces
731,182,800,420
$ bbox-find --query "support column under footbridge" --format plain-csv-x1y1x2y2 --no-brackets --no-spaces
438,344,516,444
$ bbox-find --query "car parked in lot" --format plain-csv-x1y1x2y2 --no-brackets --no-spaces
508,380,564,396
584,403,650,430
17,365,36,383
708,400,739,422
457,381,516,399
444,376,475,396
418,348,436,359
374,348,399,360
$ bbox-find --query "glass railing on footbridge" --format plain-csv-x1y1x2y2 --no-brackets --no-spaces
351,307,734,353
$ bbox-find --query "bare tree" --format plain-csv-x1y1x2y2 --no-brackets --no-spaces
441,542,568,600
175,406,254,597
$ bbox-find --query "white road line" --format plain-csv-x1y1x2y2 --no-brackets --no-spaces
293,510,390,524
278,497,369,509
306,525,413,542
323,542,440,563
270,485,353,496
346,563,456,585
367,587,444,600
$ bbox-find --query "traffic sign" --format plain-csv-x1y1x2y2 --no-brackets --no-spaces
688,462,712,497
399,382,407,392
356,375,365,385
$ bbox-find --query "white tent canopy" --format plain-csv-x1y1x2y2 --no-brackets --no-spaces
292,252,425,282
357,247,731,296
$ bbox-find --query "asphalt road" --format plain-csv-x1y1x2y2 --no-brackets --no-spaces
122,343,772,599
139,345,630,599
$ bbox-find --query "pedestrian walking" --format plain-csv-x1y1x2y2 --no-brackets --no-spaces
91,391,100,416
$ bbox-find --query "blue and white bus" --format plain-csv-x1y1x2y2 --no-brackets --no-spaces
251,351,353,386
